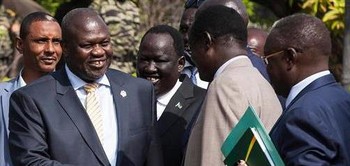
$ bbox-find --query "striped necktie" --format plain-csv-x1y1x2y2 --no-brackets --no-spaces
84,83,104,144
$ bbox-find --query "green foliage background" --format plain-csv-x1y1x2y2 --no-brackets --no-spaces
33,0,345,81
34,0,69,15
34,0,345,36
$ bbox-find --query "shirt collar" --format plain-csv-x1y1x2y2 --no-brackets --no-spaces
184,60,193,68
285,70,330,108
18,69,26,88
214,55,248,79
157,79,182,106
65,64,110,90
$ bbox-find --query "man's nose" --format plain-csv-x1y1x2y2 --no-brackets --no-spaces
45,41,55,53
91,45,104,56
145,61,157,72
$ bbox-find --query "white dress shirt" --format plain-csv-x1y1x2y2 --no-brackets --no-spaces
183,61,209,89
17,69,27,88
65,65,118,165
285,70,331,108
156,79,182,120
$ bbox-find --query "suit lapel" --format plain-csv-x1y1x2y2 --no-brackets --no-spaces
54,69,110,165
106,71,129,164
271,74,336,135
285,74,336,111
157,77,194,135
2,77,20,133
0,95,8,134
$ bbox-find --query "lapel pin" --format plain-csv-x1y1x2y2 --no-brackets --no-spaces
175,102,182,109
120,90,127,98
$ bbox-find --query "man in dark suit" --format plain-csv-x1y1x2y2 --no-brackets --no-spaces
9,8,162,166
136,25,206,166
266,13,350,165
0,12,62,166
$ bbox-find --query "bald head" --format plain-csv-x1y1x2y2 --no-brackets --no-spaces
265,13,331,96
265,13,331,59
61,8,107,43
197,0,249,26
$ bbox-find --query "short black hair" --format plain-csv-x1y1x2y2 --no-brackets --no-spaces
20,12,57,39
189,5,247,48
61,8,103,44
185,0,206,9
141,25,184,57
197,0,249,27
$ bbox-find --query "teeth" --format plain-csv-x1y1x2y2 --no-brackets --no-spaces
146,77,159,83
91,61,103,66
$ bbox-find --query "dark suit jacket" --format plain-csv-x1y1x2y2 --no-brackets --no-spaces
247,48,270,82
9,68,163,166
270,74,350,165
156,76,206,166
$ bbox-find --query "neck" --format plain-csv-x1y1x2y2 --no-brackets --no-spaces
294,62,329,85
218,48,246,66
21,68,48,84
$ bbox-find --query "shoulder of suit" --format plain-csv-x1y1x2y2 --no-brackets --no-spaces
180,76,207,97
184,77,206,92
107,69,152,86
193,84,206,93
192,85,207,99
14,74,55,94
0,78,15,86
0,76,18,91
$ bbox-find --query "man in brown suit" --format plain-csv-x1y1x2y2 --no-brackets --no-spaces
184,5,282,166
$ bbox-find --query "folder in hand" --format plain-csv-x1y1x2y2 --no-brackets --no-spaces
221,106,284,166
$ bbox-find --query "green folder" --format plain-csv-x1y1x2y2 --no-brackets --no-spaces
221,106,284,166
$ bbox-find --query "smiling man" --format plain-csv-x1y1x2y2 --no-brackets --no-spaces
0,12,62,166
8,8,162,166
137,25,206,166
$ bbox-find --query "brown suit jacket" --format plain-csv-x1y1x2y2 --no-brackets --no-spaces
184,57,282,166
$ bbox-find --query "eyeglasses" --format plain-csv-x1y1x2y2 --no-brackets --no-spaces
185,0,205,9
262,48,302,65
262,50,285,65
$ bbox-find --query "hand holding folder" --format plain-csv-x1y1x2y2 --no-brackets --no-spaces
221,106,284,166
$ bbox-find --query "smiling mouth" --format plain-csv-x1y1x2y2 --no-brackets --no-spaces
41,57,57,64
146,77,159,84
88,60,105,68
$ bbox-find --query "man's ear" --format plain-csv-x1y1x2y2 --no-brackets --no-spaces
15,37,23,54
204,31,214,48
285,47,298,70
177,56,185,72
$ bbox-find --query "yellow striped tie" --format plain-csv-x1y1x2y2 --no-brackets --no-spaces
84,83,104,144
